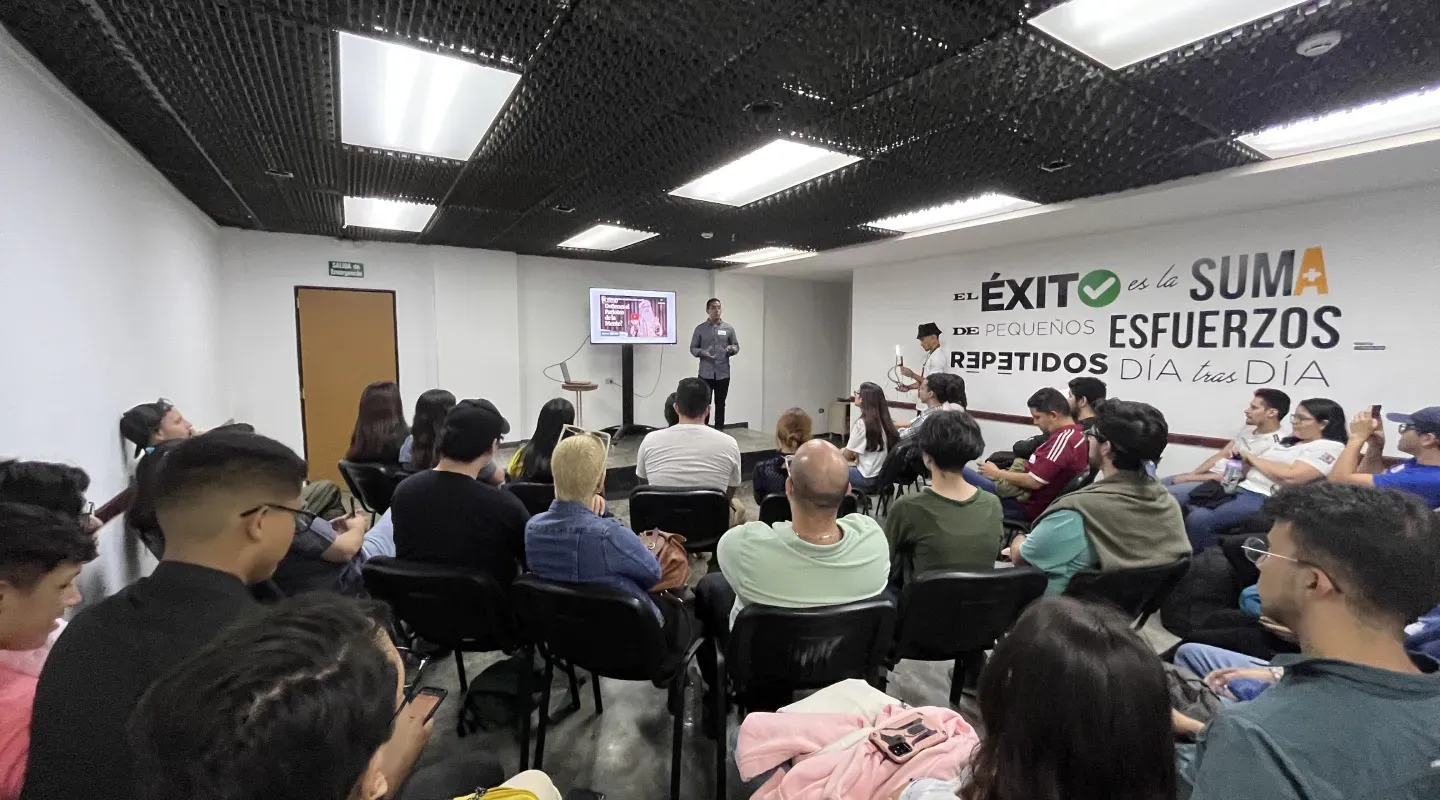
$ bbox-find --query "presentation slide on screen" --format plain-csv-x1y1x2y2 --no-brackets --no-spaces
589,287,678,345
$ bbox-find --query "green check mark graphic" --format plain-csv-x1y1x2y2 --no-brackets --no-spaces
1077,269,1121,307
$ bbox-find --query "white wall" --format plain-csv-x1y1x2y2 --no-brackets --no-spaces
0,25,227,500
762,278,852,437
852,181,1440,472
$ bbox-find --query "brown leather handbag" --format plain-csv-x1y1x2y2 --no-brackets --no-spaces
637,529,691,592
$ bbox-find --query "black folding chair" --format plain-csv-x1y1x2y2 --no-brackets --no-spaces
713,598,897,799
757,492,859,525
511,576,700,800
1065,556,1192,628
628,486,731,553
506,482,556,516
337,460,406,515
889,567,1047,705
361,557,538,768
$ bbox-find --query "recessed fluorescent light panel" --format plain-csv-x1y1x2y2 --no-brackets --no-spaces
1238,87,1440,159
557,224,659,251
338,32,521,160
716,247,811,264
670,140,862,207
342,196,437,232
1029,0,1306,70
867,193,1039,233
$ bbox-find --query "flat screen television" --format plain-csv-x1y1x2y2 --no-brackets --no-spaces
588,287,678,345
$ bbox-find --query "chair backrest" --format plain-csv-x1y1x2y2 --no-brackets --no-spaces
873,437,926,490
894,568,1047,660
1065,557,1192,620
506,482,556,516
338,460,404,514
728,597,897,696
1056,468,1097,498
757,493,859,525
628,486,731,552
361,557,519,652
510,575,667,682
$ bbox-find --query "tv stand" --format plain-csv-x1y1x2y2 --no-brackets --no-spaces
600,343,655,444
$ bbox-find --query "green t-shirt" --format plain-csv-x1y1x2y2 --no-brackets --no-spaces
884,487,1004,576
1018,509,1098,595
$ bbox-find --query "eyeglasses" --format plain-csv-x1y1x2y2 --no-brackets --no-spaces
1399,423,1414,434
1085,428,1108,444
1242,536,1299,565
1290,414,1316,424
241,503,317,532
80,501,95,517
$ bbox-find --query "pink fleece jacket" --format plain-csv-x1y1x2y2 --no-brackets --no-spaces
736,704,978,800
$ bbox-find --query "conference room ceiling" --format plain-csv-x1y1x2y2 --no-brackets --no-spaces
3,1,1438,269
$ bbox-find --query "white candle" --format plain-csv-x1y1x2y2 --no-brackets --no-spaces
895,344,902,357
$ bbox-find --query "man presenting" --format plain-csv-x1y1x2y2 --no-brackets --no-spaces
897,322,948,393
691,297,738,430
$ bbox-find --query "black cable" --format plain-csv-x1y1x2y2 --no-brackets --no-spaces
632,346,667,398
542,335,591,383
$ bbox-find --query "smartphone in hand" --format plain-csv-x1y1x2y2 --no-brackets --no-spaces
1371,404,1382,420
397,686,447,725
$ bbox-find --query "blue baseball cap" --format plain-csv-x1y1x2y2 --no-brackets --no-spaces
1386,406,1440,435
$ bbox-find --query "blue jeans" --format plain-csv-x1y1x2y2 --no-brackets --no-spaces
963,467,1030,521
1175,643,1267,676
848,467,872,489
1183,487,1267,552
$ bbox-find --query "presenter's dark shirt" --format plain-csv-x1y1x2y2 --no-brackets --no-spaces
22,562,259,800
391,470,530,586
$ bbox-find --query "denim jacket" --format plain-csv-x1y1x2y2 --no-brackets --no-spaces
524,500,662,620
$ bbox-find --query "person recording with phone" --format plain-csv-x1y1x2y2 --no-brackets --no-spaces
128,594,560,800
1330,405,1440,508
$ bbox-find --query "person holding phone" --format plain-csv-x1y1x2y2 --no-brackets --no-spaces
1330,405,1440,509
128,594,561,800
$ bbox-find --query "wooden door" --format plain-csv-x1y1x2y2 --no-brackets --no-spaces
295,287,399,483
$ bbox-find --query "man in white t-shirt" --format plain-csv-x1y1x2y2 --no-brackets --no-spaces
896,322,948,394
636,378,744,524
1164,389,1290,505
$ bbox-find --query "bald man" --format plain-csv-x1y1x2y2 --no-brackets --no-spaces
694,440,890,727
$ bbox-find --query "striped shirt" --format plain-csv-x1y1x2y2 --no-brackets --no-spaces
1018,423,1089,519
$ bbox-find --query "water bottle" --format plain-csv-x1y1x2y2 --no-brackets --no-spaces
1221,457,1244,494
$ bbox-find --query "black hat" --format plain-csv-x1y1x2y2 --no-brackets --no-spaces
120,399,172,456
916,322,942,339
444,399,509,451
473,399,511,435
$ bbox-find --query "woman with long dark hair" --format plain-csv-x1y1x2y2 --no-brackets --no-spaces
508,398,576,483
399,389,456,471
961,596,1176,800
841,382,898,489
344,381,409,464
1185,396,1347,551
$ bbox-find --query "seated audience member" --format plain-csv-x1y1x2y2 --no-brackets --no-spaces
127,595,555,800
508,398,576,484
842,382,900,490
752,408,812,504
1331,406,1440,508
269,509,388,597
899,373,967,438
636,378,744,523
119,399,195,458
886,410,1003,579
390,400,529,587
1178,483,1440,800
1066,376,1107,433
398,388,454,470
963,597,1176,800
1164,388,1289,504
1184,398,1346,552
345,380,410,464
1012,400,1190,595
967,388,1088,521
0,504,96,800
0,461,99,533
662,392,679,427
23,431,307,800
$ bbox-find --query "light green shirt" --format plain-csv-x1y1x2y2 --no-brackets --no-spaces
717,513,891,628
1018,509,1098,595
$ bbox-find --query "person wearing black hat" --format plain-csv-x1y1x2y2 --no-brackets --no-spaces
1331,405,1440,508
388,399,530,586
897,322,949,394
118,399,195,458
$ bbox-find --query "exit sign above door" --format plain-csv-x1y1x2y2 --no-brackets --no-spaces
328,261,364,278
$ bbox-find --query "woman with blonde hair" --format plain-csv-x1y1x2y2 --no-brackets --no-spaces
752,408,812,504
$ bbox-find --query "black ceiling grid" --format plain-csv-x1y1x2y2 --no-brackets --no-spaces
1,0,1437,268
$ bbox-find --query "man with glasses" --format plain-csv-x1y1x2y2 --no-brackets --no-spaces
1331,406,1440,509
1172,483,1440,800
24,431,307,800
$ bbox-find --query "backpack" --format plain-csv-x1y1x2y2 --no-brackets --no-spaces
638,529,691,592
1164,662,1223,741
1160,546,1242,638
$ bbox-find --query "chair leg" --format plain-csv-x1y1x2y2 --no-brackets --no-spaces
948,656,967,708
669,674,685,800
454,651,470,737
533,657,555,770
592,670,604,714
517,646,533,771
714,654,728,800
565,660,582,712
